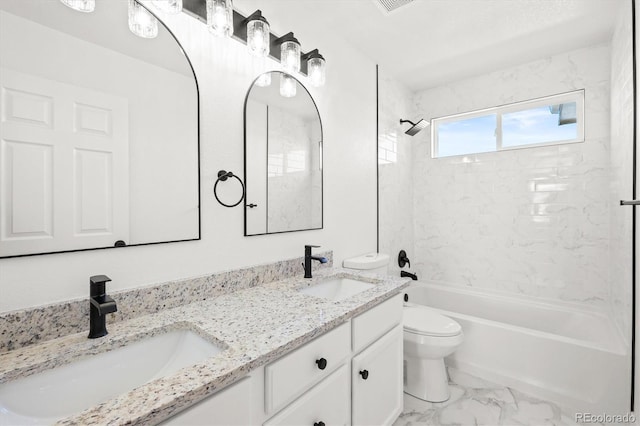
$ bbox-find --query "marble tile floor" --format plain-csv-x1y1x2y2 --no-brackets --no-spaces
394,368,601,426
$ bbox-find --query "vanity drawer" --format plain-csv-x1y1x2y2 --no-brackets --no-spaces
352,293,402,354
265,321,350,414
264,365,349,426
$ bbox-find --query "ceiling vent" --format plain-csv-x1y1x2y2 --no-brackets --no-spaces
373,0,415,13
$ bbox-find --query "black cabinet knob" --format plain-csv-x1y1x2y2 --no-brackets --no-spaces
359,369,369,380
314,422,325,426
315,358,327,370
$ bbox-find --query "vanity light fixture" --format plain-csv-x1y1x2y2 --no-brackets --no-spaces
60,0,95,13
245,10,270,57
303,49,326,87
151,0,183,15
128,0,159,38
280,73,297,98
181,2,327,83
207,0,234,38
277,32,301,74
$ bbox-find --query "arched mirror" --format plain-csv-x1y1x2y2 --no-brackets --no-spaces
0,1,200,258
244,71,323,236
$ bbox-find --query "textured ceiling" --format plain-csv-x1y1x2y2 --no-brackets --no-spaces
235,0,625,92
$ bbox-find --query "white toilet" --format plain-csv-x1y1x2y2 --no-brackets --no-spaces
342,253,464,402
403,305,463,402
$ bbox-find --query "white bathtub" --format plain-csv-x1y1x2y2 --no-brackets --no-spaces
404,282,631,415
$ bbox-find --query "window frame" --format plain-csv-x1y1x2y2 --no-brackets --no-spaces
431,89,585,158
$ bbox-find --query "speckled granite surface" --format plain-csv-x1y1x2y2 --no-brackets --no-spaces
0,267,409,426
0,252,332,352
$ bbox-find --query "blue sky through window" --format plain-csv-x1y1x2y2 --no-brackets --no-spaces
437,114,496,157
503,103,577,147
434,95,581,158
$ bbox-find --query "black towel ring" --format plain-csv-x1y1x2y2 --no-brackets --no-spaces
214,170,245,208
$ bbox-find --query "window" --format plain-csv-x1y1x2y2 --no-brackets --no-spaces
431,90,584,158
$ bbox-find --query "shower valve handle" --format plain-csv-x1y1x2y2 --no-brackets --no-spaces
398,250,410,268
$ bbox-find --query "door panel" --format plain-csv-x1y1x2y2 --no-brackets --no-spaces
0,68,129,255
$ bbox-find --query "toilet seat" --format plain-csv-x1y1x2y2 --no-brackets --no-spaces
403,306,462,337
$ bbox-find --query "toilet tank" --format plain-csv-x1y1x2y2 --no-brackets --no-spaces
342,253,389,275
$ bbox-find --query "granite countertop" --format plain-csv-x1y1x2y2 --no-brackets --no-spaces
0,268,410,425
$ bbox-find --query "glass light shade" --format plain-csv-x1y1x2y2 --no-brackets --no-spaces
308,57,326,87
128,0,158,39
60,0,95,13
247,19,270,57
206,0,234,38
151,0,182,14
280,74,296,98
256,73,271,87
280,40,301,73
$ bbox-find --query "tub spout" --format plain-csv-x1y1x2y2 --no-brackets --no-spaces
401,271,418,280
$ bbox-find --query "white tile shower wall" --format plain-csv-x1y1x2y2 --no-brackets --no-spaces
412,44,612,308
609,3,634,346
267,107,320,233
0,0,378,311
378,68,415,277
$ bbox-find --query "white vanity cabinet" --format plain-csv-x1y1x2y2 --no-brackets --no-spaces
265,365,350,426
264,322,351,415
162,293,404,426
352,326,403,426
161,376,254,425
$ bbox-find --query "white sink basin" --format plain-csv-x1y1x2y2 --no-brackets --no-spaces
0,329,223,425
299,277,376,301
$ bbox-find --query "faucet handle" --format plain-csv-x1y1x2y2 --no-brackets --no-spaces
305,245,321,249
90,275,111,298
90,275,112,285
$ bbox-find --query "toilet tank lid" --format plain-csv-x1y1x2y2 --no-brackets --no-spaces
343,253,389,270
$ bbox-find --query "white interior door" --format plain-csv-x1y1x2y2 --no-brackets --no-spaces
0,68,129,256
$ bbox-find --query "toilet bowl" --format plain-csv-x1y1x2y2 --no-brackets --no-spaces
340,253,464,402
403,306,463,402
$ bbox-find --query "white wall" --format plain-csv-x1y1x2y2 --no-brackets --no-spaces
0,3,377,311
411,44,612,309
267,107,318,233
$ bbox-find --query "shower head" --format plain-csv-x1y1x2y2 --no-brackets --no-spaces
400,119,429,136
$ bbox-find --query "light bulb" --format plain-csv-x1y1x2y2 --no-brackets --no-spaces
308,56,326,87
280,74,296,98
280,39,301,73
207,0,234,38
60,0,95,13
246,13,270,57
128,0,158,38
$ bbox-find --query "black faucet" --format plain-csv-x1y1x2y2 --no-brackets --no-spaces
401,271,418,280
88,275,118,339
304,245,328,278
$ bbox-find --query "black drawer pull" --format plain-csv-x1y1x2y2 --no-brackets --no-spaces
315,358,327,370
314,422,325,426
359,369,369,380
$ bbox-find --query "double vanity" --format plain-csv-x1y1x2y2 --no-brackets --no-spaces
0,266,409,425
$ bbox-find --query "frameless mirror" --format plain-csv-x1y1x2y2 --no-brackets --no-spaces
0,1,200,258
244,71,322,236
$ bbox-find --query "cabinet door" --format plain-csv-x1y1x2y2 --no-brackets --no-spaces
265,364,350,426
352,325,403,426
